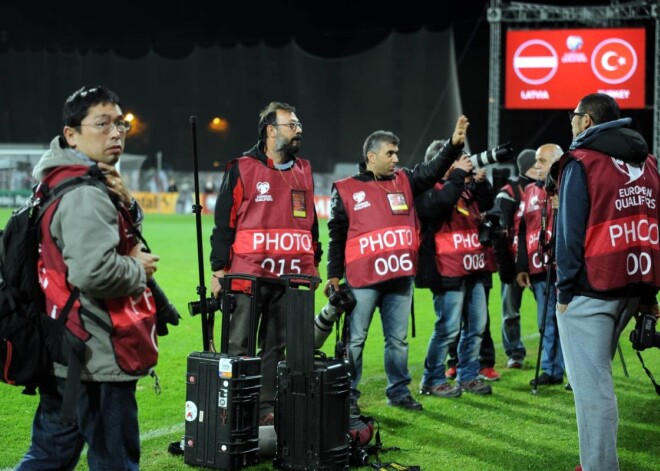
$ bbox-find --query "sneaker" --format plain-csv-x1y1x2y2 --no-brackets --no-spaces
446,366,457,380
529,373,563,387
457,379,492,395
506,357,523,369
479,367,501,381
419,382,462,398
259,412,274,426
387,395,424,410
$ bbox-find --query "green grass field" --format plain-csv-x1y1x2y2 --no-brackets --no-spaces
1,212,659,471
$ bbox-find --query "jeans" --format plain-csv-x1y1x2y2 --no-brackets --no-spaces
501,281,526,361
447,284,495,368
16,379,139,471
531,278,564,377
422,278,487,386
348,277,414,402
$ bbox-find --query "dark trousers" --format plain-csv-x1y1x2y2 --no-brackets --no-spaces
16,378,139,471
229,282,286,416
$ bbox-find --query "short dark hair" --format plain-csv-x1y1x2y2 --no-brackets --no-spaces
578,93,620,125
60,85,121,147
257,102,296,140
363,130,399,162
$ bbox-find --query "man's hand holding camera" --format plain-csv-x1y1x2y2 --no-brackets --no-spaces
211,269,225,298
325,277,340,298
130,243,159,279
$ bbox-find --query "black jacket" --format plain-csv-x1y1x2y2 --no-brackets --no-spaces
210,141,322,271
415,172,495,292
326,140,462,281
556,120,658,304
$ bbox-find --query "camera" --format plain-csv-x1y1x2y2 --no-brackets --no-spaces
477,211,509,248
147,278,181,336
469,142,514,169
188,294,235,317
328,283,357,311
349,443,370,467
313,284,357,348
629,314,660,351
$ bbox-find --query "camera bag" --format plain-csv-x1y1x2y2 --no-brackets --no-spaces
184,274,261,470
274,275,351,470
0,168,107,423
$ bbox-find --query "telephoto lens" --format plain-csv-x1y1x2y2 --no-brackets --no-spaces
468,142,514,168
314,303,342,348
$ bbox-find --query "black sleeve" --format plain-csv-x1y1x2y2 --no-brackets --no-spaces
495,192,519,228
210,162,240,271
515,215,530,274
414,169,467,219
406,139,463,196
326,185,348,280
474,179,495,213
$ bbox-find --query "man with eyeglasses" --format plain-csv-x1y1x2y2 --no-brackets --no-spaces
556,93,660,471
325,117,467,412
210,102,321,426
16,85,160,471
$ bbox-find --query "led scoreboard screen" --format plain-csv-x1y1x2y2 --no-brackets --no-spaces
505,28,646,109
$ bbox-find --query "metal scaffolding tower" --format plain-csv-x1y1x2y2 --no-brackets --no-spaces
487,0,659,156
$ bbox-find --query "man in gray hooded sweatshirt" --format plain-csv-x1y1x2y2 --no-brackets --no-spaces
17,85,159,471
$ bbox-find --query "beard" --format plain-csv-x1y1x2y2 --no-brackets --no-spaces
277,135,301,158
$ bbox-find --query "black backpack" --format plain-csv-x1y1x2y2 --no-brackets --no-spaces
0,172,104,399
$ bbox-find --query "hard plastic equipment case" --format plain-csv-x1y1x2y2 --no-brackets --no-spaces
273,276,350,470
184,275,262,470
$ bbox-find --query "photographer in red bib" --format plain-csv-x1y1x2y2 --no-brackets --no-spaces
556,93,660,471
325,116,468,412
210,102,322,426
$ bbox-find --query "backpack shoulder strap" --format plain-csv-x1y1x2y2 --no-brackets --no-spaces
36,170,107,222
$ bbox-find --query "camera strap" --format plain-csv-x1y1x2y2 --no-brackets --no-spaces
635,351,660,397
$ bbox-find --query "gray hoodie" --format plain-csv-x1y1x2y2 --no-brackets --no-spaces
36,136,149,382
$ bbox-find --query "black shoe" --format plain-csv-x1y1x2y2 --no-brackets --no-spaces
387,395,423,411
529,373,563,387
565,383,573,391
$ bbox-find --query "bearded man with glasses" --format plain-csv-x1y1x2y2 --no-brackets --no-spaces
210,102,321,426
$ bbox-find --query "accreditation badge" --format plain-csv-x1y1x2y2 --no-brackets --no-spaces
387,192,409,215
291,190,307,218
456,200,470,216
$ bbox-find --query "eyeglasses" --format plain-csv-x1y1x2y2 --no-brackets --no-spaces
78,120,132,134
272,121,302,131
568,111,588,122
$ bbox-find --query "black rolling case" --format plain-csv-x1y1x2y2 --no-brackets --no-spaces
184,274,262,470
273,275,350,470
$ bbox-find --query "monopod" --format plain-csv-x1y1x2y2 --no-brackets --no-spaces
531,203,557,395
189,116,215,352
